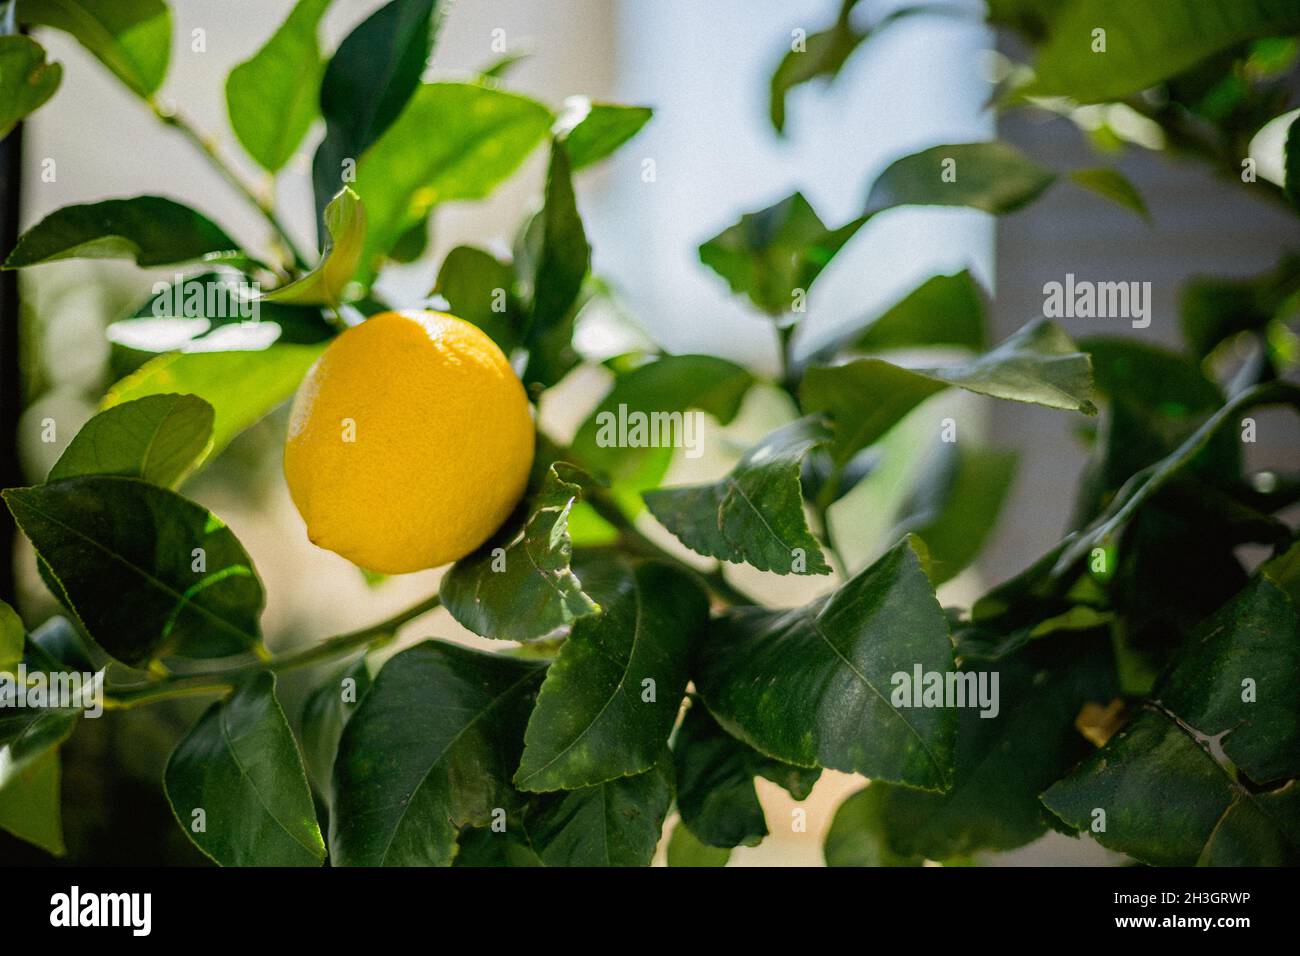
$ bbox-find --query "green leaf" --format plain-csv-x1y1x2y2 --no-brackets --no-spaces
3,476,264,665
432,245,524,352
0,33,60,139
1027,0,1300,104
103,342,326,461
1042,575,1300,865
164,672,325,867
1261,537,1300,606
1041,709,1295,865
867,634,1117,860
841,270,988,356
17,0,170,97
0,597,22,674
452,824,542,866
699,191,862,317
522,756,673,867
695,536,956,791
644,417,832,575
769,1,866,135
263,187,365,307
0,749,64,856
354,82,552,279
570,354,755,486
522,141,590,389
0,696,78,794
1069,167,1150,222
674,699,819,849
559,100,652,170
312,0,444,225
666,820,731,867
225,0,330,172
803,319,1096,466
824,785,922,866
1158,577,1300,785
1055,381,1300,575
515,559,706,792
3,196,240,268
330,641,546,866
299,656,370,800
891,442,1018,585
1178,255,1300,358
48,393,214,487
865,142,1055,216
442,464,600,642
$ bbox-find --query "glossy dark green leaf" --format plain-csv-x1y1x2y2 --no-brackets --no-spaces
868,635,1116,860
695,536,956,791
522,141,590,389
299,656,371,800
516,559,706,792
4,477,264,665
103,343,326,460
1158,577,1300,785
891,442,1017,585
842,270,987,356
824,784,922,867
1199,780,1300,866
803,319,1095,466
442,464,599,642
1069,167,1151,222
1041,709,1244,866
1027,0,1300,104
0,33,60,139
4,197,239,268
699,191,862,316
561,100,653,170
354,83,552,279
312,0,444,224
330,641,546,866
570,354,754,486
644,417,832,575
263,187,365,307
432,245,523,352
666,820,731,867
225,0,329,172
164,672,325,867
0,749,64,855
522,756,673,867
674,699,819,849
48,393,214,488
17,0,169,97
864,142,1055,216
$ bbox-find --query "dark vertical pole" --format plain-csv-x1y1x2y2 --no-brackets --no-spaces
0,122,22,604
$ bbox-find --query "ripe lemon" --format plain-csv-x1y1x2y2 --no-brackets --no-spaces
284,310,534,573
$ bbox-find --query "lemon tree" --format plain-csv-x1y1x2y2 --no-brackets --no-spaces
1,0,1298,868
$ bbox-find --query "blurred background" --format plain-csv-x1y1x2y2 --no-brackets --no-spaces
4,0,1295,865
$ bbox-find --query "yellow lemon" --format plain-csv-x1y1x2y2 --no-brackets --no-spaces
284,310,534,573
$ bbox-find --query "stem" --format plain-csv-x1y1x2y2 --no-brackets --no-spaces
105,593,442,709
151,103,311,270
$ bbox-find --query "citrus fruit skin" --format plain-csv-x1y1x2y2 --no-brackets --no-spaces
284,310,534,574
